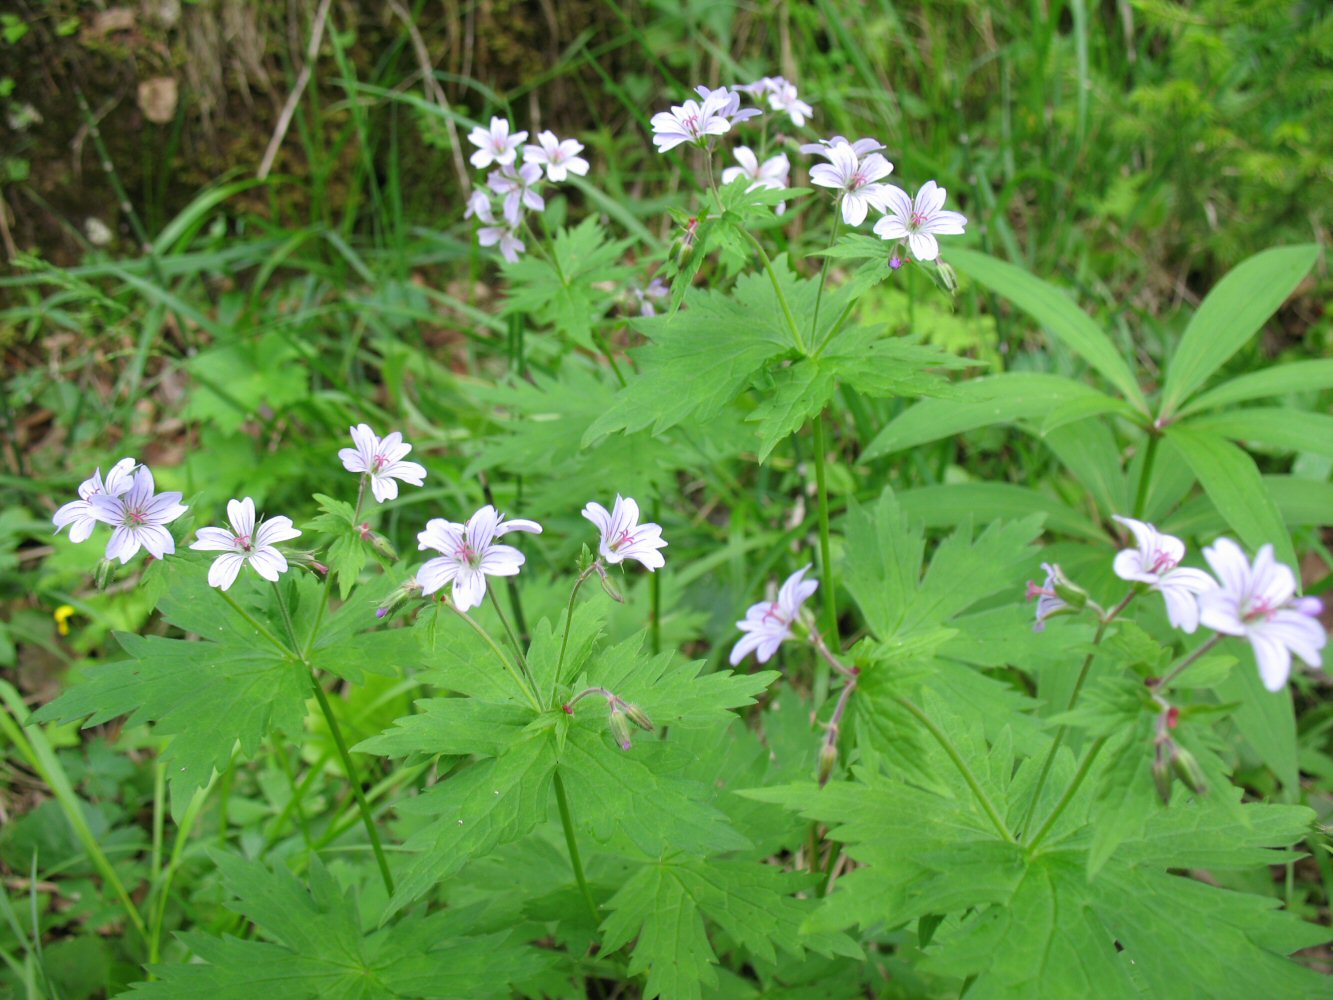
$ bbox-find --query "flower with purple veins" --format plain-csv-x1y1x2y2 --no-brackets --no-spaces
338,424,427,504
467,116,527,170
730,564,818,665
1111,515,1216,633
89,465,187,564
650,89,737,152
522,130,589,183
464,189,496,224
53,457,137,543
582,495,667,571
767,79,813,127
416,505,542,613
1197,538,1326,691
872,180,967,261
190,497,301,591
800,136,886,158
488,162,545,226
809,142,894,227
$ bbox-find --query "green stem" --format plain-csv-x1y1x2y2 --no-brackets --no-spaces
448,604,542,712
487,586,531,677
1026,736,1108,851
650,501,662,657
745,232,806,353
1018,591,1135,838
810,215,841,346
556,564,597,703
553,771,599,926
897,695,1016,844
216,589,288,656
303,475,367,659
811,412,838,705
272,582,395,896
148,774,217,966
1151,633,1224,691
1132,431,1161,520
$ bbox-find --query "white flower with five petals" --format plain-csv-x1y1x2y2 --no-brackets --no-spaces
582,496,667,571
722,147,790,212
730,564,818,665
416,505,542,612
522,131,589,183
808,142,894,226
1198,538,1326,691
338,424,427,503
190,497,301,591
1111,515,1216,633
478,225,524,263
872,180,967,261
52,457,137,543
488,162,545,226
467,116,527,170
650,89,738,152
767,79,813,127
89,466,187,564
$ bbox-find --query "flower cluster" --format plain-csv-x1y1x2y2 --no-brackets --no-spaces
52,458,188,564
650,75,815,155
464,116,589,263
1032,515,1327,692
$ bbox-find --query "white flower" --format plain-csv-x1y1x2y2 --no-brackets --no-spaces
1111,515,1216,633
693,85,762,126
467,116,527,170
478,225,524,263
730,564,818,665
88,465,188,564
582,495,667,571
808,142,894,226
53,457,137,543
1198,538,1327,691
767,79,812,127
650,90,735,152
522,130,589,183
800,135,885,158
464,189,496,224
1027,563,1068,633
416,505,542,612
488,162,545,226
722,146,790,213
632,277,669,317
190,497,301,591
872,180,968,261
338,424,427,504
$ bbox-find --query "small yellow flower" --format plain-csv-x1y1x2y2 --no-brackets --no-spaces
54,605,76,636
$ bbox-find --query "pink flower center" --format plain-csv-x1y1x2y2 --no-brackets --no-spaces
1148,549,1178,574
453,540,480,567
1025,581,1053,601
909,210,927,228
610,528,635,551
1242,596,1277,624
124,508,147,527
372,453,388,472
233,533,252,552
761,602,787,625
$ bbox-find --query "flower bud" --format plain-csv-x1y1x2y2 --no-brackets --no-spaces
624,702,654,733
368,531,398,562
608,705,633,751
936,260,958,294
818,738,839,787
888,253,903,271
375,578,422,620
1045,564,1089,610
596,563,625,604
1152,742,1174,805
1170,745,1208,796
95,558,114,591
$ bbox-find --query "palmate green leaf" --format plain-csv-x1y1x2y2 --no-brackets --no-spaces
583,262,807,444
123,853,548,999
897,483,1103,540
747,358,837,463
32,569,309,816
600,857,858,1000
861,372,1104,460
354,698,533,759
947,247,1148,411
1158,244,1319,419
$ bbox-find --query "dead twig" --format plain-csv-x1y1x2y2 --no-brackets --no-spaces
258,0,333,181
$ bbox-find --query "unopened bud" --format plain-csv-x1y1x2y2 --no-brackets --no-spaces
596,563,624,604
1170,745,1207,796
1045,564,1089,610
94,558,114,590
608,706,632,751
287,550,327,574
1152,741,1173,805
888,254,903,271
936,260,958,294
368,531,397,561
818,737,839,787
624,702,654,733
375,578,422,620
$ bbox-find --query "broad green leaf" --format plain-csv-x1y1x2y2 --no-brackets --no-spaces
1159,244,1319,418
1214,655,1299,793
828,331,975,400
1043,421,1130,516
862,372,1103,459
1187,408,1333,460
1163,425,1294,568
747,358,837,463
125,853,549,998
354,698,534,759
1039,392,1141,434
1168,475,1333,538
1179,358,1333,416
948,247,1147,410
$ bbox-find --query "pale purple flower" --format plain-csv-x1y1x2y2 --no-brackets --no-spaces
583,495,667,571
478,225,524,263
721,146,790,212
467,116,526,170
190,497,301,591
693,85,762,127
522,130,589,183
767,79,812,127
650,90,735,152
800,135,885,158
809,142,894,226
464,189,496,224
632,278,669,317
1027,563,1068,633
730,564,818,665
52,457,137,543
338,424,427,504
872,180,968,261
735,76,778,97
1198,539,1327,691
416,505,543,612
89,466,187,564
1112,515,1216,633
488,162,545,226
